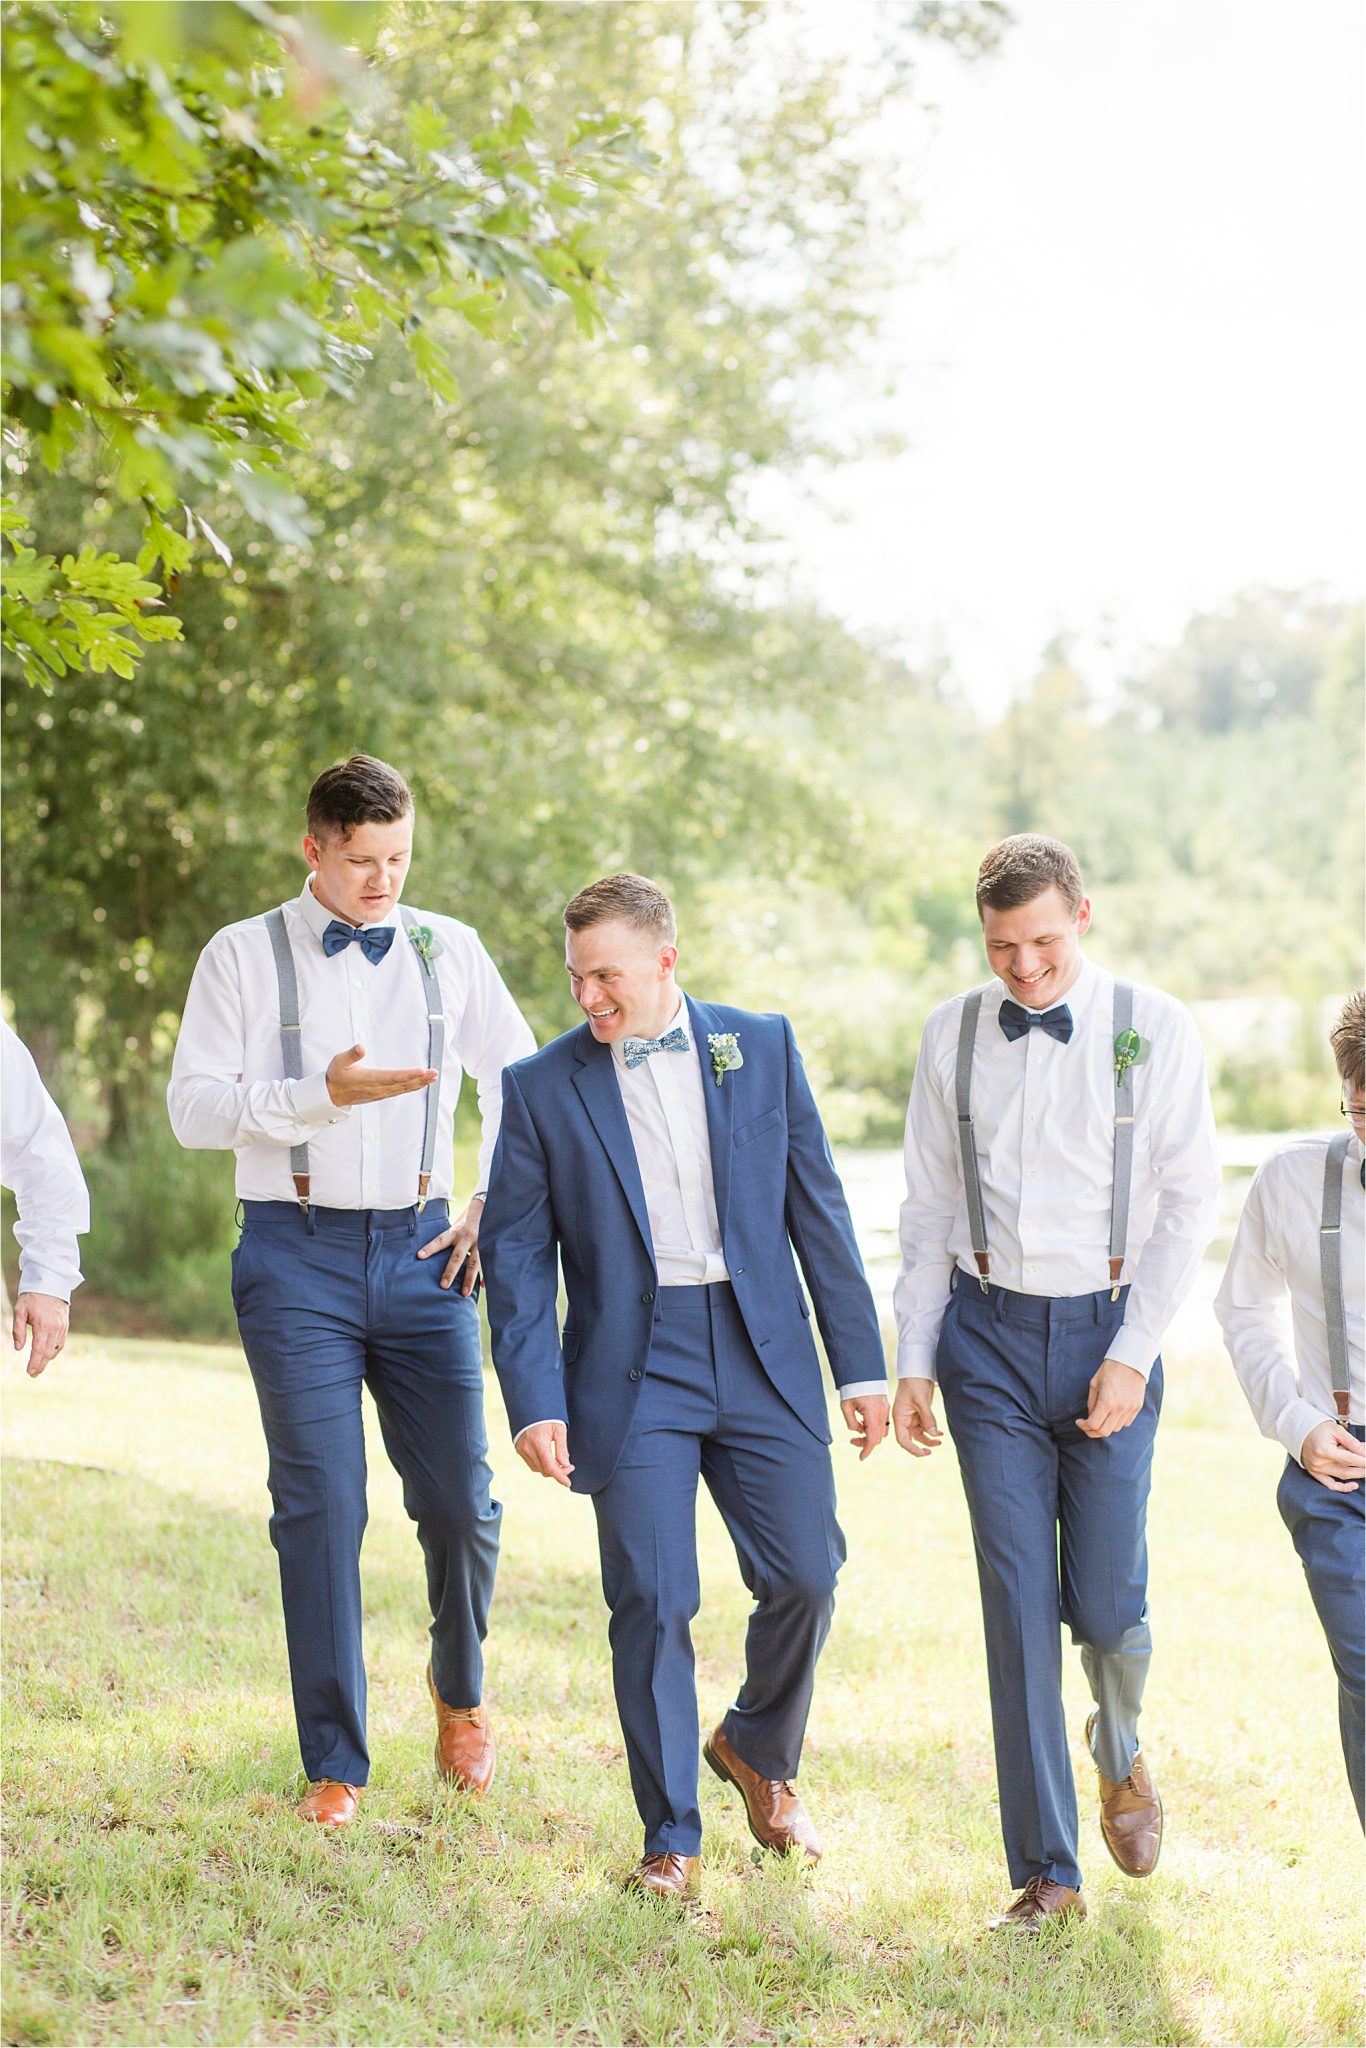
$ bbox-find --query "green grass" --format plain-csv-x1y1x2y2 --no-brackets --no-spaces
3,1333,1362,2046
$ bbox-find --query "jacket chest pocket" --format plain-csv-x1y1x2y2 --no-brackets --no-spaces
733,1106,782,1149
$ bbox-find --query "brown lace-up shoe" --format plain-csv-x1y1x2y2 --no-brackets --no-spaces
296,1779,362,1826
428,1662,496,1795
1086,1711,1162,1876
622,1852,701,1902
987,1875,1086,1933
703,1724,821,1861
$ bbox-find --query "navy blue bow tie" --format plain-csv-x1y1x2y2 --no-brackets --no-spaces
998,998,1074,1045
322,919,395,965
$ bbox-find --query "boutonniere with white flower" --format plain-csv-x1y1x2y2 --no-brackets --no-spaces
707,1031,743,1086
408,924,443,971
1113,1027,1148,1083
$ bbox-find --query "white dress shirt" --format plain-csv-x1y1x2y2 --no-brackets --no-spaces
167,878,535,1205
895,955,1220,1381
1214,1133,1364,1462
610,995,729,1286
514,994,882,1440
1,1022,91,1300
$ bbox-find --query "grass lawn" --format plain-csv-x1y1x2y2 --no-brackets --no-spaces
2,1329,1362,2046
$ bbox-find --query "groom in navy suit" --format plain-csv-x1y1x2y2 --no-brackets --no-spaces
481,873,888,1898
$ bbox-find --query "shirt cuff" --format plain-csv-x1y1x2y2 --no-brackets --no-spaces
896,1344,939,1383
291,1070,348,1127
1105,1324,1159,1379
17,1259,79,1301
513,1418,566,1446
837,1379,888,1401
1277,1397,1332,1465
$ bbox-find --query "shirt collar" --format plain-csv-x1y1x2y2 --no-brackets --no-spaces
295,874,401,942
610,992,690,1070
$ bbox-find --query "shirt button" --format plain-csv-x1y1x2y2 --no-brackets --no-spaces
641,1290,654,1304
628,1368,643,1381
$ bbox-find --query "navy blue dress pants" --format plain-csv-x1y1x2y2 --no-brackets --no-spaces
1277,1424,1365,1827
591,1282,846,1856
232,1199,502,1786
936,1273,1160,1892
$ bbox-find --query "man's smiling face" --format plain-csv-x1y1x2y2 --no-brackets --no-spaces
565,917,679,1045
981,884,1091,1010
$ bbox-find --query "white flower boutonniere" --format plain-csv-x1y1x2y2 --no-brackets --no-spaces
707,1031,743,1086
408,924,443,971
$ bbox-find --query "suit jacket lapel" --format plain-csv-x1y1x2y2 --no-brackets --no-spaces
571,1028,655,1264
688,996,734,1232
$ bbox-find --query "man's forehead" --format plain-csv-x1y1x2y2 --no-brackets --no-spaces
982,889,1075,934
565,920,652,969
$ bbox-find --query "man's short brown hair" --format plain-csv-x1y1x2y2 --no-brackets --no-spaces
975,834,1085,920
1330,989,1365,1094
563,873,677,946
306,755,413,842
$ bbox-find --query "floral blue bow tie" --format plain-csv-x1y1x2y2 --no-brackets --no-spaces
322,919,395,965
998,998,1073,1045
622,1025,690,1069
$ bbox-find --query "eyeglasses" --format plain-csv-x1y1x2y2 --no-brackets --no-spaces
1342,1099,1366,1120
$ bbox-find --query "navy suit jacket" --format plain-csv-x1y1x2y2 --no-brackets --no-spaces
480,995,886,1494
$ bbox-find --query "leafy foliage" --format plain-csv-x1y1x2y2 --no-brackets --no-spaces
1,0,653,685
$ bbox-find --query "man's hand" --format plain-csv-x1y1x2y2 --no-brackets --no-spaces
13,1292,68,1378
1300,1419,1366,1492
1077,1357,1146,1439
840,1394,889,1460
325,1043,437,1107
417,1197,484,1294
892,1377,943,1457
515,1421,574,1487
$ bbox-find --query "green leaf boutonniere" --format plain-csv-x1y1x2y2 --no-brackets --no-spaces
407,924,443,971
1113,1027,1148,1084
707,1031,744,1087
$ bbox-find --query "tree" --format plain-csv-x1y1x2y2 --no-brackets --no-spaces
1,0,652,687
4,0,1009,1118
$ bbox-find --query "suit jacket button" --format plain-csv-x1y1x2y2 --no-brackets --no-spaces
629,1368,642,1381
641,1290,654,1303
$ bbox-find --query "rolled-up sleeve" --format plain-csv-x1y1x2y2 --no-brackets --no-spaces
451,933,537,1195
1,1024,91,1300
166,934,347,1151
1108,1003,1220,1378
894,1014,963,1381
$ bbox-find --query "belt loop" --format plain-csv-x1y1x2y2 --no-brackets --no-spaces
304,1204,318,1237
991,1282,1006,1324
234,1197,245,1231
407,1208,417,1238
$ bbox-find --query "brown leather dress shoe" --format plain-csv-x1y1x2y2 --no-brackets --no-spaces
296,1779,362,1826
987,1875,1086,1933
703,1724,821,1861
622,1852,701,1902
428,1662,496,1794
1086,1712,1162,1876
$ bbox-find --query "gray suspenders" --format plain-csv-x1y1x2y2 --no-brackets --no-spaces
263,905,444,1212
955,979,1135,1298
955,987,993,1287
264,908,310,1209
1320,1130,1352,1422
1109,981,1136,1299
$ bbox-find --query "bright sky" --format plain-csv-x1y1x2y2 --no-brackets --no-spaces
758,0,1366,715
